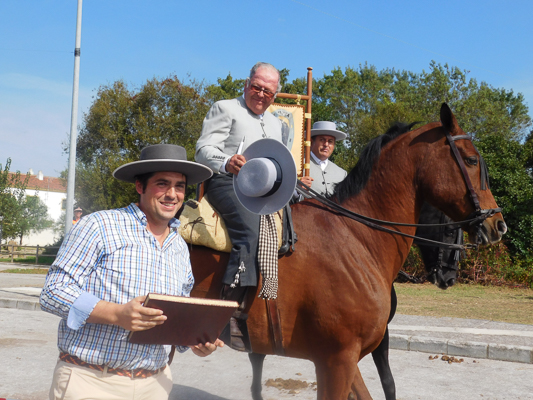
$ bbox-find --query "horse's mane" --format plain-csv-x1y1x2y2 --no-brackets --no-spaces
334,122,418,203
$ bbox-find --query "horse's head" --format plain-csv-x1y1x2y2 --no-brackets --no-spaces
416,103,507,246
415,202,462,289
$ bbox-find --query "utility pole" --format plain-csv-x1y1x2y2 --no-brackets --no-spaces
64,0,83,237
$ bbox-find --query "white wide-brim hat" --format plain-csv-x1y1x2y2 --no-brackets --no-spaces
233,139,297,215
310,121,347,141
113,144,212,185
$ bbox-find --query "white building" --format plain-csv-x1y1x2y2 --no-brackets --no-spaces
9,171,67,246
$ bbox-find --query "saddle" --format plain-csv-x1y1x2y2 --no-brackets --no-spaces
179,197,297,355
178,197,297,255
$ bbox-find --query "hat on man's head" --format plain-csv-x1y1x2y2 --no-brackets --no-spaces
311,121,347,141
234,139,297,215
74,207,82,212
113,144,213,185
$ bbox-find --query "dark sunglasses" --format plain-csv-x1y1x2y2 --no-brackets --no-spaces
249,84,276,99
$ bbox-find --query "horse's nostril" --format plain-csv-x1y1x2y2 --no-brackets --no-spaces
497,220,507,235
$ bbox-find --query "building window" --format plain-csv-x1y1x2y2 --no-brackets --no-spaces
61,199,67,210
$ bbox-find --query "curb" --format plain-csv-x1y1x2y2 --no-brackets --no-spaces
1,297,531,365
390,333,533,364
0,297,40,311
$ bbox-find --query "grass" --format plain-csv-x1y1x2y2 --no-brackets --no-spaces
0,267,49,274
1,266,531,325
0,256,54,266
395,282,533,325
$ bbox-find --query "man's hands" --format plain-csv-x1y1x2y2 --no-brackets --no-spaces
89,297,225,358
189,339,225,357
115,296,167,331
88,296,167,331
300,176,314,188
226,154,247,175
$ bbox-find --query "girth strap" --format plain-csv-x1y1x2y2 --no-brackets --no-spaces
265,299,284,356
278,203,297,255
284,203,297,252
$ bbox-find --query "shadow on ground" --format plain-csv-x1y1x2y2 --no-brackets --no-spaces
170,384,230,400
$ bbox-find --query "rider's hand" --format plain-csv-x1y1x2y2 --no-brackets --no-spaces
300,176,314,188
226,155,247,175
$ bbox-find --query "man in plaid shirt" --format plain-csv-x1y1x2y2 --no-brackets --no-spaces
40,144,217,400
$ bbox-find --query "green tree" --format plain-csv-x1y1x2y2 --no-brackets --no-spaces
477,135,533,258
75,76,210,211
311,62,532,264
205,73,245,102
12,195,53,245
73,63,533,273
0,158,29,241
312,62,531,170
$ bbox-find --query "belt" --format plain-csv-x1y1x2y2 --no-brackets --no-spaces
59,352,166,379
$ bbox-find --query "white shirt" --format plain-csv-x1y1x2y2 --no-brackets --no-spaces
311,151,329,171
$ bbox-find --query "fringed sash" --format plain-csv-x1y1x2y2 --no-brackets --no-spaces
258,214,279,299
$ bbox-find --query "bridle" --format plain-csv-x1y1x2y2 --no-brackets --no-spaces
444,130,501,243
298,128,501,251
413,209,464,280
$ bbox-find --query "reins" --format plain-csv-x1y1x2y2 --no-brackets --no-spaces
296,129,501,251
298,182,474,250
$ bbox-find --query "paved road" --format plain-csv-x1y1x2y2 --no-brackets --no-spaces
1,267,533,399
1,308,533,400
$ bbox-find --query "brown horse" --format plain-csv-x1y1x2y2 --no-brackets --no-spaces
190,104,506,399
247,201,464,400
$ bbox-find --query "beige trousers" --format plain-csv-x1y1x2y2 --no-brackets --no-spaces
49,360,173,400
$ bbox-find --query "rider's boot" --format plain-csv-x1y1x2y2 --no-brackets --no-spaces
220,284,252,353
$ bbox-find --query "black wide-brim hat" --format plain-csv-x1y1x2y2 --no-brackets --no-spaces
234,138,297,215
113,144,212,185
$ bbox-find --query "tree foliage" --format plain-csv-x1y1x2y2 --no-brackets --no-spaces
74,62,533,273
307,63,533,263
74,77,211,211
0,159,53,244
13,195,53,244
0,158,28,241
312,62,531,170
477,135,533,257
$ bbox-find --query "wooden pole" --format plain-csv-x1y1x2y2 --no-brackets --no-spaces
304,67,313,177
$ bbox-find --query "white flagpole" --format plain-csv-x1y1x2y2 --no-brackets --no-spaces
64,0,83,237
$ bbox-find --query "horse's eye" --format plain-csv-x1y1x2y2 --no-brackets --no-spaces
465,156,478,166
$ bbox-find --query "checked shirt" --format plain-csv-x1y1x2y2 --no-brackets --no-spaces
40,203,194,370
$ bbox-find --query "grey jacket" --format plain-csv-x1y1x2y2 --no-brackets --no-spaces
308,156,347,196
195,96,283,173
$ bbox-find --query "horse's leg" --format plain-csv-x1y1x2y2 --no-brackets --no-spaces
371,327,396,400
248,352,266,400
388,284,397,324
349,366,373,400
370,284,397,399
315,350,371,400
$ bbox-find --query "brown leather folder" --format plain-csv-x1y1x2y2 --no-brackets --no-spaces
128,294,238,346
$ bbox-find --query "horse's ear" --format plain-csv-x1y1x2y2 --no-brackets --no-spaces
440,103,458,133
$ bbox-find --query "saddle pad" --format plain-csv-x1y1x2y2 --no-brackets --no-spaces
178,197,283,253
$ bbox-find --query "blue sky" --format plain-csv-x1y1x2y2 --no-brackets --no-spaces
1,0,532,177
